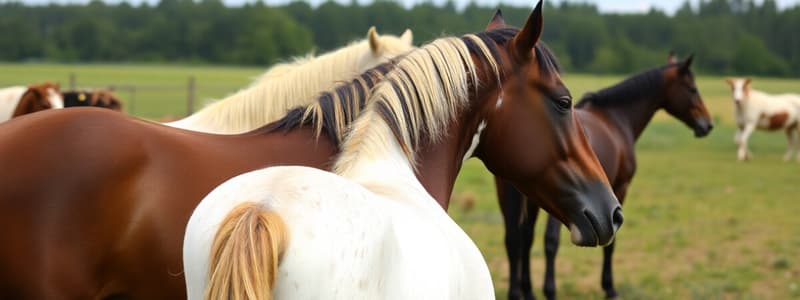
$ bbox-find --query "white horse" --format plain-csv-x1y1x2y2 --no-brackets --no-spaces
0,83,64,122
167,27,413,134
184,3,621,299
726,77,800,161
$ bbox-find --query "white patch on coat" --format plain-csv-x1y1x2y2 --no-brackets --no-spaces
462,120,486,162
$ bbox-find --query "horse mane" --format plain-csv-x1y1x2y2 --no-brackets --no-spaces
575,65,670,108
168,38,388,133
333,28,557,173
266,61,396,144
266,28,560,161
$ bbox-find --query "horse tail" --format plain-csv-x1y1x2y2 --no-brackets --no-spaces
205,202,289,300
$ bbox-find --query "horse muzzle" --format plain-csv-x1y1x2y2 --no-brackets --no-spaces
566,181,623,247
694,118,713,137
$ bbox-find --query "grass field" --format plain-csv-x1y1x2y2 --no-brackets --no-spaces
3,63,800,299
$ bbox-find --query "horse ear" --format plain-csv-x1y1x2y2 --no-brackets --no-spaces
511,0,543,61
679,54,694,74
667,50,677,64
744,77,752,88
486,9,506,30
724,78,734,87
368,26,380,53
400,29,413,45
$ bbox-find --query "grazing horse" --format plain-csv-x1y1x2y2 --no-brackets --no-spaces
500,56,713,300
0,12,565,298
167,27,414,134
725,77,800,161
63,89,124,111
184,3,622,299
0,83,64,121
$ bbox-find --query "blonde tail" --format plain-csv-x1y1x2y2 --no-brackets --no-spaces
205,202,289,300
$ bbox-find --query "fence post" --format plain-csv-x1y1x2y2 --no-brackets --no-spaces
187,76,196,116
69,73,76,89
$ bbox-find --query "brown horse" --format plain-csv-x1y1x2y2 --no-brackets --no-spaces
63,89,124,111
499,55,713,300
1,83,64,120
0,7,616,299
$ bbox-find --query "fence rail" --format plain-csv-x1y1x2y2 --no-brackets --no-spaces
2,73,246,119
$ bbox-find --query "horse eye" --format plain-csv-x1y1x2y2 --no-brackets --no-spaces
556,96,572,110
689,87,698,94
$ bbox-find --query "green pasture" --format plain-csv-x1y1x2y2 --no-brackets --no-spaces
2,63,799,299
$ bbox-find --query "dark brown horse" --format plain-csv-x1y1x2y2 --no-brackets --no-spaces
8,83,64,119
0,7,618,298
63,89,124,111
499,55,713,300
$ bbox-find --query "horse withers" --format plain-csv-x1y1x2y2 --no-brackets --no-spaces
500,53,712,300
726,77,800,161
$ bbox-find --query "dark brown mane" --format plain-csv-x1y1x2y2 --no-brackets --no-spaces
575,65,669,108
266,61,395,144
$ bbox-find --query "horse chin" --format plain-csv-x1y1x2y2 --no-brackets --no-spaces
569,221,598,247
694,126,711,137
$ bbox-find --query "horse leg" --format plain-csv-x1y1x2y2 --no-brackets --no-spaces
499,179,538,300
738,123,756,161
602,183,628,300
783,126,796,161
542,215,561,300
601,240,618,299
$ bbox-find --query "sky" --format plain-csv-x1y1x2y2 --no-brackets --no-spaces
12,0,800,14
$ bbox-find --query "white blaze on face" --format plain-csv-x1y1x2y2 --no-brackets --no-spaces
732,79,747,103
462,120,487,162
47,88,64,109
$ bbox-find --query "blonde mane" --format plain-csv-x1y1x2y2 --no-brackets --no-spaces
334,34,501,174
168,31,413,134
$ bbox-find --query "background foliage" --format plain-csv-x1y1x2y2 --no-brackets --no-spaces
1,0,798,76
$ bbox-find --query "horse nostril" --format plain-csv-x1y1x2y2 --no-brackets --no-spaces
612,206,624,230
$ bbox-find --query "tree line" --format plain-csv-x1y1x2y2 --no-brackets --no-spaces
1,0,798,76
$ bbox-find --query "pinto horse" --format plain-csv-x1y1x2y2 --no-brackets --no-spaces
500,56,713,300
184,3,622,299
0,83,64,121
167,27,413,134
63,89,124,111
725,77,800,161
0,11,598,298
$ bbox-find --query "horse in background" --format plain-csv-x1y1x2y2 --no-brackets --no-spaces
0,83,64,121
184,3,621,299
0,83,64,122
725,77,800,161
166,26,414,134
499,54,712,300
63,89,124,111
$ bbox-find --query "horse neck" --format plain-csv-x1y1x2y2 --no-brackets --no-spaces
172,42,369,134
584,92,664,143
334,115,438,208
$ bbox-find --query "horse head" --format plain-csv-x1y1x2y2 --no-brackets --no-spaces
468,3,622,247
357,26,414,72
725,77,752,107
12,82,63,118
663,54,713,137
